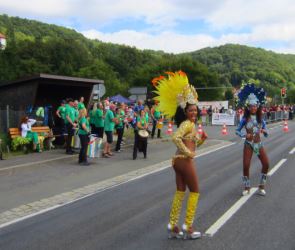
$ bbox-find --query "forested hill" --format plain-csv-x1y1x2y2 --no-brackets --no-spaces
0,14,295,102
187,44,295,98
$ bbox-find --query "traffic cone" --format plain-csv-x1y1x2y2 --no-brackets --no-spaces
221,123,228,135
283,120,289,132
198,123,203,135
166,121,173,135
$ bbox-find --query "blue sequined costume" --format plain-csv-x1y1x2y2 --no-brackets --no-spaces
236,115,268,155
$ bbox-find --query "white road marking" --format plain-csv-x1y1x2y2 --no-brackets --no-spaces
0,141,236,229
205,187,258,237
0,155,75,172
194,142,236,159
267,159,287,176
205,158,288,237
289,147,295,155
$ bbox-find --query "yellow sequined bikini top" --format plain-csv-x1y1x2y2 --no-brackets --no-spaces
172,120,202,158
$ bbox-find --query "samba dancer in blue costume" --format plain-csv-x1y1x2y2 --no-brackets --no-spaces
236,83,269,196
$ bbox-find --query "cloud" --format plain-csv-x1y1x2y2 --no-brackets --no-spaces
83,29,226,53
206,0,295,33
1,0,295,53
0,0,233,29
0,0,72,17
82,27,295,54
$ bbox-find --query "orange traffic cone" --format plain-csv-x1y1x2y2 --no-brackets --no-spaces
283,120,289,132
166,121,173,135
221,123,228,135
198,123,203,135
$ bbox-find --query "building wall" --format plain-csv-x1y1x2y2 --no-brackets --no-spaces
0,81,38,110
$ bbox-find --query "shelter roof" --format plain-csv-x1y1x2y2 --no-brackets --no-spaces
0,73,104,88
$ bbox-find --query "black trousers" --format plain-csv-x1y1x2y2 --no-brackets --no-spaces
115,128,124,151
151,119,161,138
66,123,74,153
97,127,104,138
78,134,89,163
133,130,147,159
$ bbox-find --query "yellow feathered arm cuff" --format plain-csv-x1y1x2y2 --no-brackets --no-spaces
172,120,195,158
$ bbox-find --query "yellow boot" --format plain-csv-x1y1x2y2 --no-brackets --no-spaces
168,190,185,239
183,192,201,239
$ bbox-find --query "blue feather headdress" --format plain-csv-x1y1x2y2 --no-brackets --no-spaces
237,83,267,107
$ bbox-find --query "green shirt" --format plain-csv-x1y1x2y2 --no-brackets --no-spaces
137,117,147,128
65,104,76,124
94,109,104,128
104,109,115,132
78,117,90,135
57,106,66,120
89,110,96,125
115,113,124,128
145,113,149,123
154,107,161,119
78,102,85,110
74,108,79,121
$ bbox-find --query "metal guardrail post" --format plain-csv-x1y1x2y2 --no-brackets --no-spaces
0,138,3,160
6,105,9,132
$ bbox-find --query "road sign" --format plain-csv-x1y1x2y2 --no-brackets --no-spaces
98,84,106,98
128,87,147,95
281,88,287,98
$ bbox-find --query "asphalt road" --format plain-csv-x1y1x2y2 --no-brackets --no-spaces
0,122,294,250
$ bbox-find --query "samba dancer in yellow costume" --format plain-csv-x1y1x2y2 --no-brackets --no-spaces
153,71,207,240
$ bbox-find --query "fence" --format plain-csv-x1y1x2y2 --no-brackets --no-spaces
0,106,25,133
0,107,292,134
209,110,291,126
263,111,289,123
236,111,290,125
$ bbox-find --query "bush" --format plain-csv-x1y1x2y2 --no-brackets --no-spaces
0,132,9,151
11,136,31,151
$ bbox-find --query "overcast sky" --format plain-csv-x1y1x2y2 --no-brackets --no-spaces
1,0,295,54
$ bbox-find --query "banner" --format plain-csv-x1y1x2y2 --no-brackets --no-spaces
198,101,228,110
212,112,236,126
87,136,102,158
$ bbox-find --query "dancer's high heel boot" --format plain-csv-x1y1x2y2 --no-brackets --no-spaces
242,176,251,196
257,173,267,196
167,190,185,239
182,192,201,240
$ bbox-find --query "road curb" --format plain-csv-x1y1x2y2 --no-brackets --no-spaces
0,137,172,172
0,140,235,229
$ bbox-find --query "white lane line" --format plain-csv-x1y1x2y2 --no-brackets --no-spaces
0,155,75,172
289,147,295,155
267,159,287,177
0,205,60,229
205,158,288,237
0,141,236,230
205,187,258,237
194,142,236,159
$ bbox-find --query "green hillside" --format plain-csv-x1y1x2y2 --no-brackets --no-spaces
0,14,295,102
187,44,295,101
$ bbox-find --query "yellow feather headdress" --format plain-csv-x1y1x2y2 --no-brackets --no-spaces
152,71,198,118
